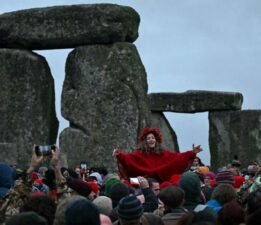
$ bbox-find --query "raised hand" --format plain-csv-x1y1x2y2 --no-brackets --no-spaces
192,144,203,154
112,147,121,157
27,145,43,174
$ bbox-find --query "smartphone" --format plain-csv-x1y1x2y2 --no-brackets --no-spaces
80,162,88,169
35,145,55,156
130,177,139,184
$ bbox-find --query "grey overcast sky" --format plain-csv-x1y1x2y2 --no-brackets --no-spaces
2,0,261,165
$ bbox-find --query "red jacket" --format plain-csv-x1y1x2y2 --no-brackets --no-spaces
117,149,196,182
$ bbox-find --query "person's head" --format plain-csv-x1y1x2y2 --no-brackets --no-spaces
246,208,261,225
218,200,245,225
53,195,86,225
158,186,184,209
211,183,237,205
20,194,56,225
109,182,130,208
138,128,163,154
179,171,202,209
192,157,204,167
93,196,113,216
246,188,261,215
147,178,160,197
6,211,47,225
117,195,144,224
67,178,93,199
87,181,100,200
215,170,234,186
65,198,100,225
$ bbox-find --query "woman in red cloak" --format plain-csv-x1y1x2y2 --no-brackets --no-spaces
112,127,202,182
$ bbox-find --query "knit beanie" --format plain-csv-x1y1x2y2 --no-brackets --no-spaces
198,166,209,175
67,178,92,198
104,178,121,196
93,196,113,216
89,172,103,185
179,171,202,210
117,195,144,220
205,172,216,180
109,182,130,208
170,174,181,185
215,170,234,185
65,198,100,225
233,176,245,189
87,181,99,194
6,211,47,225
247,165,258,175
53,195,86,225
159,181,173,190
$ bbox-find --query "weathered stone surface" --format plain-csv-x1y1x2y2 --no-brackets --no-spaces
209,110,261,171
0,4,140,50
150,112,179,152
0,49,59,167
149,90,243,113
0,143,18,166
60,43,150,170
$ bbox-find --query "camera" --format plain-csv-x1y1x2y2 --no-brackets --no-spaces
35,145,55,156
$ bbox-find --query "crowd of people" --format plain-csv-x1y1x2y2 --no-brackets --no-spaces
0,127,261,225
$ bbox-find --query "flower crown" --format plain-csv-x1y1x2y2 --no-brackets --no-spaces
138,127,163,143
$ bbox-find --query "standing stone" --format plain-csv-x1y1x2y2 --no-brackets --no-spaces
150,112,179,152
0,49,59,167
60,43,150,170
209,110,261,171
0,143,18,166
0,4,140,50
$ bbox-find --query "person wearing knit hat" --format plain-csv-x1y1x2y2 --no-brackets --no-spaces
67,178,92,199
170,174,181,186
198,166,209,175
112,127,202,182
87,181,100,200
89,172,103,186
93,196,113,216
104,178,121,197
6,211,48,225
109,182,130,208
116,195,144,224
65,198,100,225
215,170,234,186
53,195,86,225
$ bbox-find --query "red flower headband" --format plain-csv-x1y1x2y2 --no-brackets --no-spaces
138,127,163,143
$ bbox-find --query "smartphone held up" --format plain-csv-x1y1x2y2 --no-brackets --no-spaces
35,145,56,156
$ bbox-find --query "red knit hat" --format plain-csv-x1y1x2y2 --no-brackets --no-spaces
160,181,173,190
87,181,99,194
169,174,181,185
138,128,163,143
234,176,245,189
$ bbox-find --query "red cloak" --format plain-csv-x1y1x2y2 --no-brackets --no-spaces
116,149,196,182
